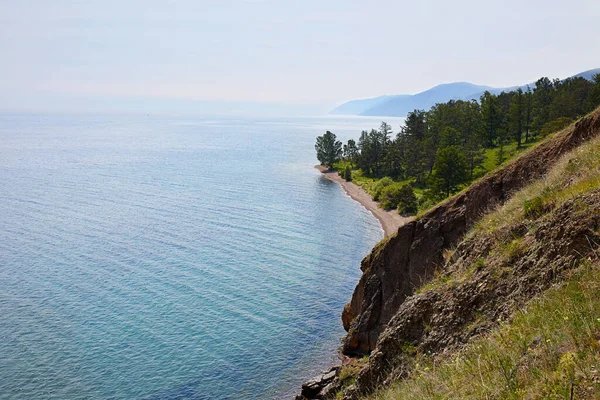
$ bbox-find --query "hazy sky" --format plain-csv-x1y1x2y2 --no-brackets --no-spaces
1,0,599,115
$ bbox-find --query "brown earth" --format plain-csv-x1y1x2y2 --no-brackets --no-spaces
345,189,600,398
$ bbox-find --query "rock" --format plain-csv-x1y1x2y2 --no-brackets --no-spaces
318,379,342,399
299,367,339,399
348,189,600,396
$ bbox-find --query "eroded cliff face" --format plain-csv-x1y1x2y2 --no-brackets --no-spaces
347,189,600,398
341,109,600,357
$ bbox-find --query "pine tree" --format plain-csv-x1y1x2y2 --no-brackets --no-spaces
481,91,500,147
429,146,468,198
509,88,524,148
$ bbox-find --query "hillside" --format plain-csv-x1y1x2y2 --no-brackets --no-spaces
328,95,410,116
360,82,492,117
573,67,600,81
297,107,600,399
329,68,600,117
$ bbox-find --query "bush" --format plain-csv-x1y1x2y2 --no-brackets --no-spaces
523,196,545,219
344,165,352,182
540,117,574,137
396,185,418,215
418,197,436,213
372,177,394,201
380,183,416,212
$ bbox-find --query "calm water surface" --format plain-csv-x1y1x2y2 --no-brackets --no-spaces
0,114,402,399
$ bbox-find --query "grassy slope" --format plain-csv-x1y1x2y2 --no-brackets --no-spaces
372,263,600,399
367,135,600,399
334,136,543,213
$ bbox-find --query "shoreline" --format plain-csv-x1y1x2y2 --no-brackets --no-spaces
315,165,412,237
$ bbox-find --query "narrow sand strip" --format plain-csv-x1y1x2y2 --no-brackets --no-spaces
316,165,412,237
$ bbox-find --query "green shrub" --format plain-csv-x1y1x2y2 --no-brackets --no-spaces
380,183,415,211
344,165,352,182
418,197,436,214
523,196,544,219
540,117,574,137
474,258,485,270
372,177,394,201
396,185,418,215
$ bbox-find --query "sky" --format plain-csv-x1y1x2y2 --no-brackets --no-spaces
1,0,599,115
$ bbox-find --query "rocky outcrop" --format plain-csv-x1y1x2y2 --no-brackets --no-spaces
341,109,600,356
345,189,600,398
296,367,340,400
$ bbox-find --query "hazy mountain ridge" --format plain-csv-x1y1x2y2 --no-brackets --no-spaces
330,68,600,117
327,95,410,115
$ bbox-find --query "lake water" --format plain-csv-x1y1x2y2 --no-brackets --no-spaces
0,114,401,399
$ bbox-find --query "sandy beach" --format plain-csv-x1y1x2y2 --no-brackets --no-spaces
316,166,412,236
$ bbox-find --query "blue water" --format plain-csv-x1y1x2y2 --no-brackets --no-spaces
0,114,399,399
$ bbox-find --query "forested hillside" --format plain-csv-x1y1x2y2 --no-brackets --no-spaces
328,74,600,214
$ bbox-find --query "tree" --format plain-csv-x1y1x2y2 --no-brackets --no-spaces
481,91,500,147
400,110,427,183
382,135,406,179
357,129,375,175
523,86,533,143
379,183,417,214
509,88,524,148
585,74,600,111
342,139,359,167
439,127,461,148
343,165,352,182
379,184,403,210
428,146,468,198
532,77,554,133
379,121,393,140
396,185,418,215
357,127,389,177
315,131,342,169
403,110,427,141
495,143,506,167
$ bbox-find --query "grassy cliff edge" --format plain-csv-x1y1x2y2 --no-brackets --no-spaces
298,108,600,399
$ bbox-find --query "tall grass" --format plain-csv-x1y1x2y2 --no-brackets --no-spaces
371,262,600,400
472,136,600,238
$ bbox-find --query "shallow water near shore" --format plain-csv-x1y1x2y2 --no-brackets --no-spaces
0,114,403,399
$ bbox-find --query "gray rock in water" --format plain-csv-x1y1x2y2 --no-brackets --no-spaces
298,366,339,399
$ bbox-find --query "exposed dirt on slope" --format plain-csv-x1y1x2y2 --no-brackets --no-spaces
341,109,600,357
345,189,600,398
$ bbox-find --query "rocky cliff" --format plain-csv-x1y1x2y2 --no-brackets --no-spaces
348,187,600,398
341,108,600,357
297,107,600,400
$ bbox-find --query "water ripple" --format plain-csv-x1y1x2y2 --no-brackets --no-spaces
0,114,388,399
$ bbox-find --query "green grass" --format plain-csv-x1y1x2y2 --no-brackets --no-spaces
370,261,600,400
335,357,370,398
477,140,537,176
334,137,544,216
471,135,600,238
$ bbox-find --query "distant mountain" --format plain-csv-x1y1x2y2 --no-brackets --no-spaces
360,82,492,117
328,95,410,115
572,68,600,81
330,68,600,117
